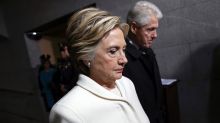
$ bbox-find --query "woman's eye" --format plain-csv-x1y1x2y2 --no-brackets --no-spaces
109,48,117,55
109,48,118,54
108,48,118,58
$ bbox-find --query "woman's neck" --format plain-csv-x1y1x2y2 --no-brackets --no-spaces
89,75,116,90
102,83,116,90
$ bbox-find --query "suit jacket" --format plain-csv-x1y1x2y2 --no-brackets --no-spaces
123,39,166,123
49,74,150,123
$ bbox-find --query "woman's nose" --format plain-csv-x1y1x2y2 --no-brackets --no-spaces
118,52,128,65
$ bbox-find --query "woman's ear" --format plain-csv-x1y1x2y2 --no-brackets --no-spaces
83,60,91,68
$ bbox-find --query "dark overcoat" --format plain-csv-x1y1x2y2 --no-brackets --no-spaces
123,39,166,123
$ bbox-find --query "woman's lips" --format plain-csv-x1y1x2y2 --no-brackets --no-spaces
115,68,124,73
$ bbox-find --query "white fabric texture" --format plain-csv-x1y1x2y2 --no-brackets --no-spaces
49,74,150,123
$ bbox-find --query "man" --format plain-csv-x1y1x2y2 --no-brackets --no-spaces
123,1,166,123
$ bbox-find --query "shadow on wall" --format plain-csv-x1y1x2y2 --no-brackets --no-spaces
0,35,8,42
209,43,220,123
170,39,220,123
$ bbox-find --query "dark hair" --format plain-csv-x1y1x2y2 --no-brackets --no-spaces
40,54,51,64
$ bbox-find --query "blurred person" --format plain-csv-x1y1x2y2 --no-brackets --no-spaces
123,1,166,123
49,7,150,123
56,43,78,96
39,54,56,111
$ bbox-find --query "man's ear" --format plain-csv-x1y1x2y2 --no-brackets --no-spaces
130,22,138,35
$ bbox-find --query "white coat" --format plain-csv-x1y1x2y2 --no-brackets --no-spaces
49,74,150,123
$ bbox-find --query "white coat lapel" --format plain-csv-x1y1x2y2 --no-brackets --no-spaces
77,74,127,101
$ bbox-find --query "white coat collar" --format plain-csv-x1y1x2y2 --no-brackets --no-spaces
77,74,128,102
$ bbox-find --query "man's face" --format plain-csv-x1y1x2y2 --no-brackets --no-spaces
133,16,159,48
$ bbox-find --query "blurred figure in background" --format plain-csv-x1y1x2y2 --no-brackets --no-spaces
123,1,167,123
38,54,56,111
54,43,78,99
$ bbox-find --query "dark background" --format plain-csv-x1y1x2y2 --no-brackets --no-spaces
0,0,220,123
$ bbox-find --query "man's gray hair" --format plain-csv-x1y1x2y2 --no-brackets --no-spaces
127,1,163,26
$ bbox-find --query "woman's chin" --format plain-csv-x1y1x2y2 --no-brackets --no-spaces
115,74,123,79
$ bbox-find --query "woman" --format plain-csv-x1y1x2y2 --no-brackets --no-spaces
49,7,150,123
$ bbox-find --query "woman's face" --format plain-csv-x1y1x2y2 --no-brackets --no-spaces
89,27,127,88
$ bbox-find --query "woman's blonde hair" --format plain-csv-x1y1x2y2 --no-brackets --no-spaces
66,7,128,75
